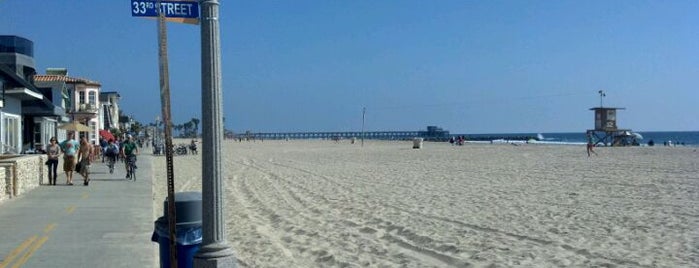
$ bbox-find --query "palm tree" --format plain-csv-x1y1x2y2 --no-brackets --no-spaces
174,124,183,137
131,121,143,136
180,123,187,138
191,118,200,138
110,128,122,139
184,121,194,138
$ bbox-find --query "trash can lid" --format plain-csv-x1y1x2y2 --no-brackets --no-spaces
164,191,202,224
153,216,203,245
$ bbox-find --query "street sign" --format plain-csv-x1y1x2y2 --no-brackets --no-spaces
131,0,199,20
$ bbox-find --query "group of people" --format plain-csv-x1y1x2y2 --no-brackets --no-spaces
45,132,139,185
449,136,466,146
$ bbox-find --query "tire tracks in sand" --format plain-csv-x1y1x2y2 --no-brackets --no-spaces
236,158,648,267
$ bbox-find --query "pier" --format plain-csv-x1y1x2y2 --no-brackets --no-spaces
235,126,450,141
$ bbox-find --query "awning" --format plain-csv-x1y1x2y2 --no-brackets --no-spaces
99,130,115,141
5,88,43,100
0,64,60,113
20,100,66,117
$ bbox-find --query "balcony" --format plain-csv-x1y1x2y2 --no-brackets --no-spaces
78,103,98,112
70,103,98,121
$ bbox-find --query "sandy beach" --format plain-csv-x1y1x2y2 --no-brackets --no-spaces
152,140,699,267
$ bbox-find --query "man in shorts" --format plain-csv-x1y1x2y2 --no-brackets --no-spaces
59,131,80,185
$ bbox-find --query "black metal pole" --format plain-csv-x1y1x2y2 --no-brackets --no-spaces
156,1,178,267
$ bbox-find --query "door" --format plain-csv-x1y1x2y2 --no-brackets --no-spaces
2,113,21,153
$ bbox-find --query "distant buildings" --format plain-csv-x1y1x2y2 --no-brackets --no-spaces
0,35,122,153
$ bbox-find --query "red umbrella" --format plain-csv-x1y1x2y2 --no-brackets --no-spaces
99,130,115,141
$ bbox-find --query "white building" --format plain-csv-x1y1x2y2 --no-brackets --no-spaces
34,71,102,145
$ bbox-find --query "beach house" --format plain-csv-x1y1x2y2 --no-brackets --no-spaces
33,69,103,145
0,35,65,154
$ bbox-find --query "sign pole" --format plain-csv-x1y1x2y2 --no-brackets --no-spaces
156,1,179,266
193,0,237,266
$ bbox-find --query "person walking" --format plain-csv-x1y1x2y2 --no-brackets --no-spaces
45,137,61,185
116,137,124,163
77,137,93,186
104,139,119,173
99,137,108,162
59,131,80,185
121,134,139,180
586,133,598,157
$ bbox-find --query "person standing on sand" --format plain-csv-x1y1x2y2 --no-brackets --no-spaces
60,131,79,185
45,137,61,185
77,137,93,185
586,133,598,157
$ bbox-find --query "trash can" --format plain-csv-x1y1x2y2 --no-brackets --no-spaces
413,138,423,149
151,192,203,268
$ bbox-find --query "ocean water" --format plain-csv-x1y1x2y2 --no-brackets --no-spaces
457,131,699,146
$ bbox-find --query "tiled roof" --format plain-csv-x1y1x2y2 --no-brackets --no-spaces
32,75,101,86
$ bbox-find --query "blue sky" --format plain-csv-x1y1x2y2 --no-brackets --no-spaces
1,0,697,133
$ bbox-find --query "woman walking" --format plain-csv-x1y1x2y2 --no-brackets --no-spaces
45,137,61,185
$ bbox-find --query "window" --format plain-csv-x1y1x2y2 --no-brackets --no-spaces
34,123,42,144
0,36,34,57
89,121,97,144
79,91,86,104
2,113,20,154
43,119,55,150
89,91,96,105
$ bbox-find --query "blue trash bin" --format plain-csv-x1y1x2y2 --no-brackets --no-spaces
151,192,202,268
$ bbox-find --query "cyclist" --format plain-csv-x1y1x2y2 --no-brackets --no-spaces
121,134,139,179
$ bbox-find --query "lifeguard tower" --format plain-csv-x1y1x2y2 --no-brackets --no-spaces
586,91,636,146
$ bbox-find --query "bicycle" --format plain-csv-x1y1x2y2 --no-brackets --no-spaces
126,155,137,181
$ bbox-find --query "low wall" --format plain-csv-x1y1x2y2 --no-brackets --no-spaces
0,154,46,203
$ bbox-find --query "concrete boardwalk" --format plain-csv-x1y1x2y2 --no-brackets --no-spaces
0,155,155,268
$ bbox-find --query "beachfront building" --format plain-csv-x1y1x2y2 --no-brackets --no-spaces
33,69,102,145
0,35,65,153
100,91,120,131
